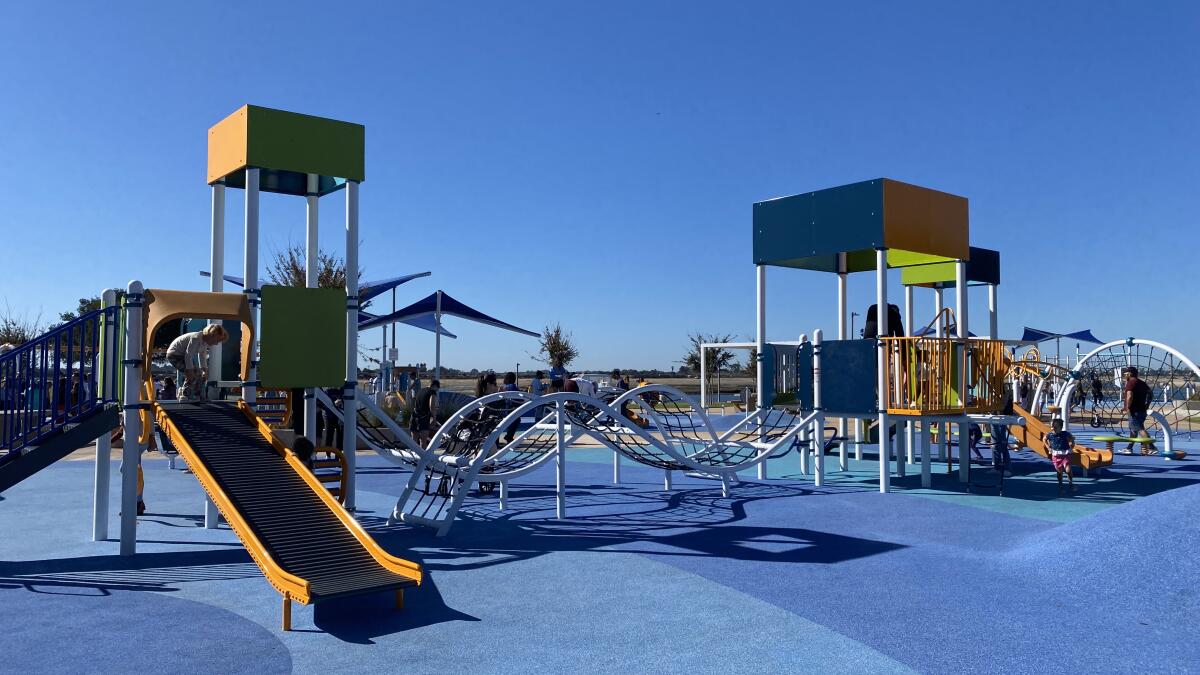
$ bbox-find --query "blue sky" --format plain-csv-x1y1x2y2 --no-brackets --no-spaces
2,2,1197,372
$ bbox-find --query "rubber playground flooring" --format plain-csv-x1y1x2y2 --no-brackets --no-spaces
2,444,1198,674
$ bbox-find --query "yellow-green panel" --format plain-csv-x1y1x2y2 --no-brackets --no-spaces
259,285,346,389
207,104,364,195
245,105,364,182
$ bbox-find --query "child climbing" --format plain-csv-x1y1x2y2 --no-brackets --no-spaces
1045,418,1075,494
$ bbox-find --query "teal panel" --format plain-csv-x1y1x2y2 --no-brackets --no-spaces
259,286,346,388
820,340,878,414
752,179,885,269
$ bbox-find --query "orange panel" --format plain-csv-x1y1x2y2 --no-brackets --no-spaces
207,105,250,185
881,179,969,262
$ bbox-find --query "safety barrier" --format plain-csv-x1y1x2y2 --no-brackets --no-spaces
881,337,1007,415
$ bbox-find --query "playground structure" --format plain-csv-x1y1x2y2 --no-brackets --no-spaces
751,179,1015,491
6,105,1200,635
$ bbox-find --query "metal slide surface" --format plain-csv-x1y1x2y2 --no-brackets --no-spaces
155,401,420,602
1010,404,1112,470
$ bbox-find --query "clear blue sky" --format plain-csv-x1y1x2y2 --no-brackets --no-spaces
2,2,1197,372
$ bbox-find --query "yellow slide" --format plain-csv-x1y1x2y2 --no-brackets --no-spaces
1010,404,1113,472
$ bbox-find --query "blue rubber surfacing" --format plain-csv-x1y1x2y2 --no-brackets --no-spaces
1,447,1198,674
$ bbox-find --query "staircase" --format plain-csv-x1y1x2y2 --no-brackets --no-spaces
0,308,121,492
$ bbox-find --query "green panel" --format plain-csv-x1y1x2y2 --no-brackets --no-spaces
245,105,365,183
753,179,885,269
259,285,346,389
901,246,1000,288
887,250,955,268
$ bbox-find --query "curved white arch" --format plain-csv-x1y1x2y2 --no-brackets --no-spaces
1055,338,1200,437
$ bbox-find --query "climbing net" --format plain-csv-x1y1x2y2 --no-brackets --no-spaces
1063,340,1200,439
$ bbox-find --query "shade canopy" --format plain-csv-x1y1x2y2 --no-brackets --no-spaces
199,270,430,309
1021,327,1104,345
358,291,538,337
901,246,1000,288
358,310,456,338
753,178,970,273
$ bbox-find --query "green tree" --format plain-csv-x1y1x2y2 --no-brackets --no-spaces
682,333,737,376
58,296,102,323
266,244,364,293
535,323,579,370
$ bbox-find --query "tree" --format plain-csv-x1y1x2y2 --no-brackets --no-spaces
682,333,737,377
265,244,363,292
59,296,102,323
0,301,42,346
744,346,759,375
534,323,579,370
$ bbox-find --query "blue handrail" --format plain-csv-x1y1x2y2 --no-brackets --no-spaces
0,307,120,464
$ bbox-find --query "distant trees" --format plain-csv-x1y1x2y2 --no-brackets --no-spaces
0,301,42,346
681,332,737,376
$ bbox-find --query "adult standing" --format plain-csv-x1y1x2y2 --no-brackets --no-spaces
1090,374,1103,410
410,379,441,446
1122,367,1156,454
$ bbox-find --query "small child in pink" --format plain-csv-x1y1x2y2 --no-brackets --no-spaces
1045,418,1075,494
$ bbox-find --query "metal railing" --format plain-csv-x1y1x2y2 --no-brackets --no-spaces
0,307,120,461
881,337,1008,416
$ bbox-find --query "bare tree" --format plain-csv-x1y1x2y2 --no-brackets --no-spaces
0,300,43,346
266,243,363,293
682,333,737,376
534,323,579,370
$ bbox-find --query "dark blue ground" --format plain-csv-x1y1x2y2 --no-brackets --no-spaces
2,444,1198,674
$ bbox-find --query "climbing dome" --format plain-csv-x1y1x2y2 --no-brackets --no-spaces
1057,339,1200,439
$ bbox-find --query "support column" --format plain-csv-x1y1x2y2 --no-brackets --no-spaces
904,284,915,467
434,290,443,380
837,255,848,471
987,283,998,340
305,174,319,445
243,168,260,408
876,248,890,493
956,260,970,484
934,287,946,462
755,265,766,409
119,281,144,556
813,329,824,487
699,347,708,409
92,288,117,541
209,181,225,392
344,181,360,509
205,181,226,529
556,400,566,519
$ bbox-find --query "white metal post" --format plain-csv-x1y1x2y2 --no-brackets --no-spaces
305,173,319,445
344,181,360,510
555,399,566,518
755,265,766,409
119,281,144,556
92,288,117,541
209,181,225,394
204,181,226,528
956,260,969,483
987,283,998,340
837,258,848,470
904,284,915,467
434,291,443,381
813,329,824,486
243,168,260,408
921,419,932,488
876,248,890,493
934,287,945,462
699,347,707,409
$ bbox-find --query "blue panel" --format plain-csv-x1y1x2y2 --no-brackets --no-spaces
759,346,774,407
819,340,878,414
752,179,885,269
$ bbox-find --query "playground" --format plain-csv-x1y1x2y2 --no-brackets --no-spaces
2,101,1198,674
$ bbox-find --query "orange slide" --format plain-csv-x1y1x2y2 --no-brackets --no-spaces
1009,404,1113,473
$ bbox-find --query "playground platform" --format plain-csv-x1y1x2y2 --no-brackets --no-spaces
2,442,1198,674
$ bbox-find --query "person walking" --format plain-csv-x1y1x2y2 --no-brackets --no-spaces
1122,367,1156,454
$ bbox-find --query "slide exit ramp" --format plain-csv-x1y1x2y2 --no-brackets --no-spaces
155,400,420,630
